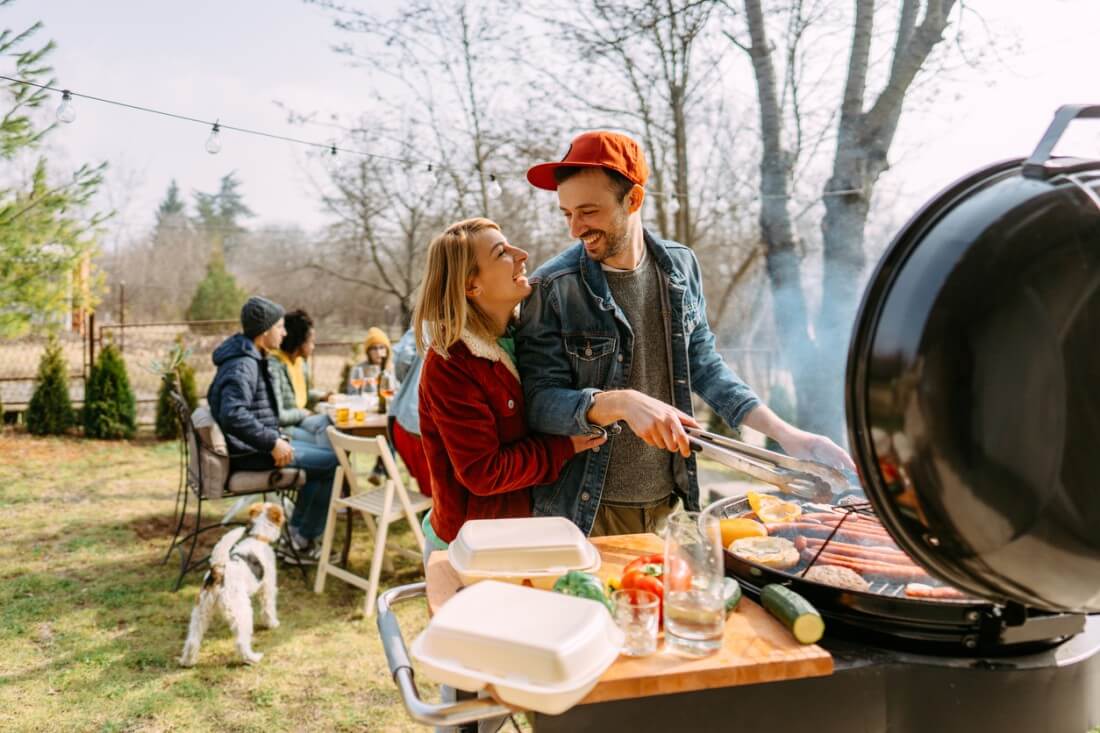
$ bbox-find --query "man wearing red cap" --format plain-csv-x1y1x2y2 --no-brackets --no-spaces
517,130,854,537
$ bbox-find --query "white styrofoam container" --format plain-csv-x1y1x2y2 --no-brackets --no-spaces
410,581,623,714
448,517,601,589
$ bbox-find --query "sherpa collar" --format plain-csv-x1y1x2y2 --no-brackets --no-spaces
459,327,520,382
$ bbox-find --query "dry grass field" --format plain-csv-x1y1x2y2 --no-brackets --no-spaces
0,431,435,732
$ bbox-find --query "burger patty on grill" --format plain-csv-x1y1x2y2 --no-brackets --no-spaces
804,564,871,591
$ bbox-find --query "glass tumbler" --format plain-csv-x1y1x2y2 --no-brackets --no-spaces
611,589,659,657
663,511,725,656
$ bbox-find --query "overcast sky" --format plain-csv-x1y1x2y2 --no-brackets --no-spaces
6,0,1100,245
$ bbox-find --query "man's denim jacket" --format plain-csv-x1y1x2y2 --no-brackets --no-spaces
515,230,760,535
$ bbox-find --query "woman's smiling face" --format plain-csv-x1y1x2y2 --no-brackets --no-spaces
467,227,531,308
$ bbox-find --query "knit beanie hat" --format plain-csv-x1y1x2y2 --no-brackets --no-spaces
364,327,391,351
241,296,286,339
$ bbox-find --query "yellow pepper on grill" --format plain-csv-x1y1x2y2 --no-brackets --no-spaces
747,491,802,524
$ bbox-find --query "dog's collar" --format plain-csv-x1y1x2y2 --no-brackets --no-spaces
237,523,277,547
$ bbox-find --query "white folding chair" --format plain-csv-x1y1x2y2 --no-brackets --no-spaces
315,426,431,616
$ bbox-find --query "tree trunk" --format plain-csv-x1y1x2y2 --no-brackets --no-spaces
740,0,829,436
814,145,872,441
813,0,957,441
672,82,691,244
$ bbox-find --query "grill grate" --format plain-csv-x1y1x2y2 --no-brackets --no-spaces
797,501,879,579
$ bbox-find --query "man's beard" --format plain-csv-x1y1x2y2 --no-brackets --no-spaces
583,208,629,263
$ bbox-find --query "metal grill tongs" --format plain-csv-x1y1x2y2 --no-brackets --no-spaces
686,427,849,502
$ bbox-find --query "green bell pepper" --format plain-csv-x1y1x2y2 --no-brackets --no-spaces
552,571,613,613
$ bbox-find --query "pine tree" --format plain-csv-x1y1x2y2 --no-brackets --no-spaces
0,19,108,338
156,179,185,222
83,343,136,439
154,342,198,440
185,252,246,323
193,172,253,259
26,336,75,435
153,179,188,245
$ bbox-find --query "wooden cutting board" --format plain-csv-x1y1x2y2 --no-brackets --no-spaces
425,532,833,704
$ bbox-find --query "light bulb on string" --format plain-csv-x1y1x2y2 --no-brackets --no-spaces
329,141,337,157
417,163,437,190
205,121,222,155
488,174,503,199
56,90,76,124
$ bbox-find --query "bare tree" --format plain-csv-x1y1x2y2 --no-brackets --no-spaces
308,140,453,326
309,0,526,219
817,1,958,404
730,0,961,438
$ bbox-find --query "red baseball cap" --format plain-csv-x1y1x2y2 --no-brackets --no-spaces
526,130,649,191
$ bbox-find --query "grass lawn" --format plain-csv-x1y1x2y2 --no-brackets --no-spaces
0,431,435,732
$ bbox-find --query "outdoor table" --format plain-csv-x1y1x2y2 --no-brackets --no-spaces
332,412,388,438
319,399,389,438
383,533,834,730
379,534,1100,732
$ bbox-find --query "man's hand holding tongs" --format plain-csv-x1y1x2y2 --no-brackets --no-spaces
586,389,699,457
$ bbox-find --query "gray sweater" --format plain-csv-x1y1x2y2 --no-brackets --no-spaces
600,255,676,505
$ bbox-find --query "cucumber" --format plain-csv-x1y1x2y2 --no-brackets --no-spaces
760,584,824,644
723,577,742,612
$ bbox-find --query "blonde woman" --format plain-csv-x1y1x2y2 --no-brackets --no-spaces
415,217,605,557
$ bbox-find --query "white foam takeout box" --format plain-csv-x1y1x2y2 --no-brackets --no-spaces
447,516,601,589
411,580,623,714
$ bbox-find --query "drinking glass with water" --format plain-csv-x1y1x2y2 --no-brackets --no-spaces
663,511,725,656
611,589,659,657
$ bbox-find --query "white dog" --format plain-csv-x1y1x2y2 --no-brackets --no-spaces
179,502,284,667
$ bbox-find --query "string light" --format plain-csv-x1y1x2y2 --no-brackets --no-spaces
56,89,75,123
0,75,881,206
488,173,503,199
416,163,437,189
205,121,222,154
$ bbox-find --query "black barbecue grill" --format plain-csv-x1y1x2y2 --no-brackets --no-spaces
701,493,1085,655
689,106,1100,663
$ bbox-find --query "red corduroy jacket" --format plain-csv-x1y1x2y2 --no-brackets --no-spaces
418,330,575,543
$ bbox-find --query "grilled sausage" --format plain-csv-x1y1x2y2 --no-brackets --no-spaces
770,523,898,546
904,583,969,600
800,537,910,562
799,513,893,535
801,551,933,582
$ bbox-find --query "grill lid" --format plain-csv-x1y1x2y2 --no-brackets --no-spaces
846,105,1100,613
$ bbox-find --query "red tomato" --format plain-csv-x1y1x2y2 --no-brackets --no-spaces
620,553,692,624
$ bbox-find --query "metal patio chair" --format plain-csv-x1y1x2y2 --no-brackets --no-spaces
162,389,308,590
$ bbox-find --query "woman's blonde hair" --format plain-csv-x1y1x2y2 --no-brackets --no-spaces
413,217,501,358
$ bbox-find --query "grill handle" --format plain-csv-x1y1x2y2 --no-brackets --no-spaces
376,582,517,727
1023,104,1100,179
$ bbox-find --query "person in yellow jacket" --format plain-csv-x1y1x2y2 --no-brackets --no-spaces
343,326,396,395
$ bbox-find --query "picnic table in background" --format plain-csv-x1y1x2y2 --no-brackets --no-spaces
318,397,388,438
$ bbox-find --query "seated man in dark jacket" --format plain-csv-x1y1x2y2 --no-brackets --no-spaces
207,295,338,561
